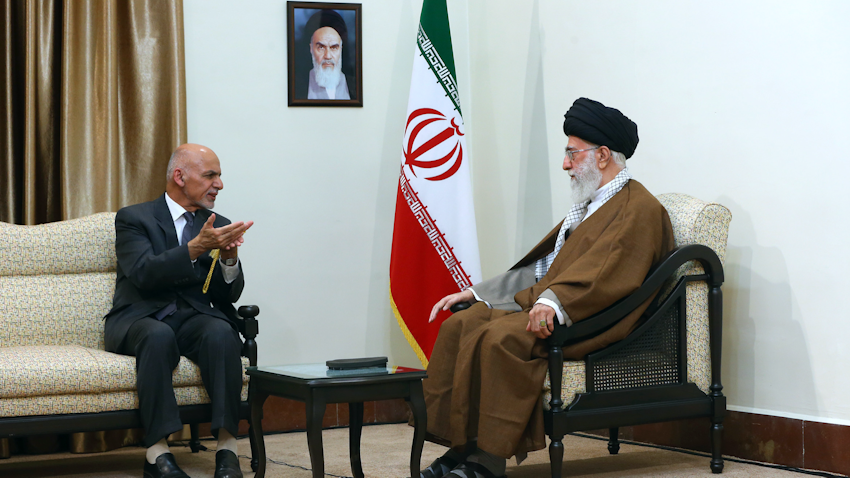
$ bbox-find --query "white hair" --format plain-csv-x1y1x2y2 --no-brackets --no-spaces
610,150,627,167
573,137,627,168
166,149,190,181
569,147,627,204
312,54,342,89
570,153,603,204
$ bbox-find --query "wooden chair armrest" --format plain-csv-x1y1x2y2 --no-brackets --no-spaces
449,302,472,313
236,305,259,366
547,244,723,348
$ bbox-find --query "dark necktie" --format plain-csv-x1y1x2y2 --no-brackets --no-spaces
154,212,196,320
180,212,194,246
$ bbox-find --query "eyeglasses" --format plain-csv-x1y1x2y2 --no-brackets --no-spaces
565,147,599,161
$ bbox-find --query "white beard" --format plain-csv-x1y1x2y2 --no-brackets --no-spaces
312,56,342,90
570,154,603,204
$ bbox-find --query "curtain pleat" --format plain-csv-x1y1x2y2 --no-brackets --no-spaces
0,0,187,456
0,0,186,224
0,0,62,224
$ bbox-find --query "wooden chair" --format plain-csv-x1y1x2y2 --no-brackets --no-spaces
542,193,731,476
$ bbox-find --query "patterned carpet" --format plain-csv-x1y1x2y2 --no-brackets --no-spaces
0,423,828,477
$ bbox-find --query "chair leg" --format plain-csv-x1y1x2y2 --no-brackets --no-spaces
607,427,620,455
548,434,564,478
710,417,724,473
189,424,204,453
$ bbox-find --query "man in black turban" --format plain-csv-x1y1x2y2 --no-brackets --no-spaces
563,97,639,159
418,99,675,478
295,10,353,100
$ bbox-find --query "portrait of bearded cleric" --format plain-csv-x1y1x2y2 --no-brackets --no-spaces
288,3,361,106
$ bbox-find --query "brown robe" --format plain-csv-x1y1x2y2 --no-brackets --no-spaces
423,179,676,458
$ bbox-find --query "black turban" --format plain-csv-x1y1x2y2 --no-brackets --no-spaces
304,10,348,45
563,98,639,159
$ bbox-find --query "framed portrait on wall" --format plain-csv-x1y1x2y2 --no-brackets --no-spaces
287,2,362,107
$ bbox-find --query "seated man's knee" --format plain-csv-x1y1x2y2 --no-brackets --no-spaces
199,319,241,353
439,309,468,335
480,314,529,356
439,302,489,334
131,319,177,350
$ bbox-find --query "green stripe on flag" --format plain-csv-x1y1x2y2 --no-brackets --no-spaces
417,0,462,115
419,0,456,80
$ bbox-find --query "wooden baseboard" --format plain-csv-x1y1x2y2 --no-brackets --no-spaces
587,410,849,476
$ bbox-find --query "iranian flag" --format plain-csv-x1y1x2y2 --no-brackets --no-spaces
389,0,481,367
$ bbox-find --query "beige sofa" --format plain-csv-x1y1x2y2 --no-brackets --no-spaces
0,212,259,461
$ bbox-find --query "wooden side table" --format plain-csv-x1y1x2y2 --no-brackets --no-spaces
246,364,427,478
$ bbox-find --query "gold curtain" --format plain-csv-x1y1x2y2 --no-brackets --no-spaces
0,0,187,225
0,0,187,458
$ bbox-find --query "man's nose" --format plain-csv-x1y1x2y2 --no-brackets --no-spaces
563,156,571,170
215,177,223,190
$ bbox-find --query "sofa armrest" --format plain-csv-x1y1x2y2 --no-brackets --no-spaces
236,305,259,366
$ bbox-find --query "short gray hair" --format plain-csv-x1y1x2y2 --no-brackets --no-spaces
609,150,627,167
586,141,627,168
579,138,627,168
166,149,190,181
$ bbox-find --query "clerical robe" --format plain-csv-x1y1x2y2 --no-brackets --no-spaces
423,179,676,458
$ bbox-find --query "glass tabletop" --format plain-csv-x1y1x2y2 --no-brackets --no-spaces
251,363,425,380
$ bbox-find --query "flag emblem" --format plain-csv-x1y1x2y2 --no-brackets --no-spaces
403,108,465,181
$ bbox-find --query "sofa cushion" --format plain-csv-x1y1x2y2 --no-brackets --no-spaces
0,273,115,350
657,193,731,263
0,345,249,399
541,360,586,410
0,212,117,277
0,385,250,419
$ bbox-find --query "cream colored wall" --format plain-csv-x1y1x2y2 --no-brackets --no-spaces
184,0,850,425
182,0,471,369
466,0,850,425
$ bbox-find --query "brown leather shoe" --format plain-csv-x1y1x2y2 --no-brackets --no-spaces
143,453,191,478
214,449,243,478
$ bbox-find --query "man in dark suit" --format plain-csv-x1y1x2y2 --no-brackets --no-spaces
106,143,253,478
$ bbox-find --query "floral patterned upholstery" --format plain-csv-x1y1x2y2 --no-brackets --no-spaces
0,213,250,419
542,193,731,409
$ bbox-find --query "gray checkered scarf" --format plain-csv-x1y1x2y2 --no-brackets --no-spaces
535,168,632,281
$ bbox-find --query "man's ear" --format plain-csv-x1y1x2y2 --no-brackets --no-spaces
597,146,612,170
173,169,185,187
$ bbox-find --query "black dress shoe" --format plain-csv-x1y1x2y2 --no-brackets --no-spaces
214,449,243,478
143,453,191,478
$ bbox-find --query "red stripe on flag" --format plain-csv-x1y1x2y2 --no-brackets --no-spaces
389,184,462,361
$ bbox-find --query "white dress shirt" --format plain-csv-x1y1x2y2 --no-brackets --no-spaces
163,193,240,284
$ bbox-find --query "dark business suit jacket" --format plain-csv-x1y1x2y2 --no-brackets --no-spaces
104,194,245,353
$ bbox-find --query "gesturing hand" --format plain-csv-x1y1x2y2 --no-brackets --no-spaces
527,303,556,339
188,214,254,260
428,289,475,323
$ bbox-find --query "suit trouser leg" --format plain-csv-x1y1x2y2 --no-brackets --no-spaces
175,314,243,438
119,318,184,448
